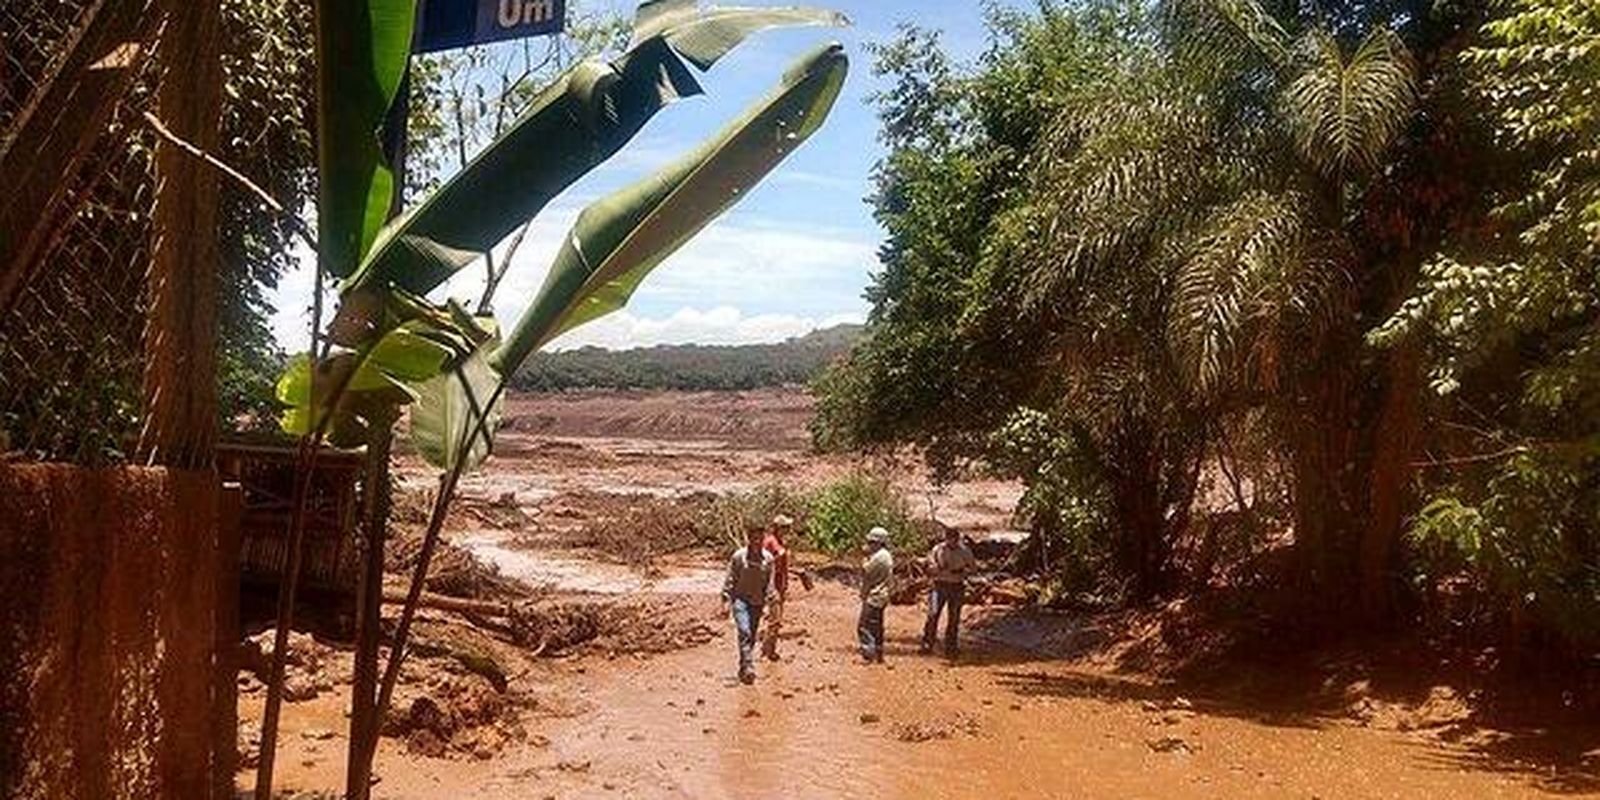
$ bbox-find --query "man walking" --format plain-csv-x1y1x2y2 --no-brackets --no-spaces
921,526,977,657
858,526,893,663
722,525,775,684
760,514,793,661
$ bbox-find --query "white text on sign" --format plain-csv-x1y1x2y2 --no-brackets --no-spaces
498,0,555,28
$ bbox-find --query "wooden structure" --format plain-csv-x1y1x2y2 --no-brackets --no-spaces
1,464,241,799
217,442,364,595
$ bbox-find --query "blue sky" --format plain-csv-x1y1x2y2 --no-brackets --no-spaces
269,0,1007,351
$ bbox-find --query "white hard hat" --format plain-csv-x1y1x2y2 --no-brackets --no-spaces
866,526,890,544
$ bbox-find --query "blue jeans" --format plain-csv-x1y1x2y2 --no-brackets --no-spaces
922,582,965,653
857,602,885,662
732,598,764,675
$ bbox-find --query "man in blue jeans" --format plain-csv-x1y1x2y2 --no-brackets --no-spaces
921,526,977,657
721,525,776,684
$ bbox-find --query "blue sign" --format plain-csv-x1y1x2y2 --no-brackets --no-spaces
416,0,566,53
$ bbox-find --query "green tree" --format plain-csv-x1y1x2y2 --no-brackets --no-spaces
816,4,1210,600
214,0,316,429
817,0,1496,617
1138,0,1491,622
1372,0,1600,646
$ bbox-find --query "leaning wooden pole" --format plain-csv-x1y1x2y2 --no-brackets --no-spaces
345,408,395,799
252,372,326,800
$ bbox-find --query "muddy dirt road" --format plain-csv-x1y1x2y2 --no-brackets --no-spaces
253,581,1570,799
245,388,1596,799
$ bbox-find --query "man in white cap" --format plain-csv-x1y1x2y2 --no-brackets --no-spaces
759,514,794,661
858,526,893,663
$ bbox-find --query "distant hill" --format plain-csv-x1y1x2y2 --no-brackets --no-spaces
510,324,861,391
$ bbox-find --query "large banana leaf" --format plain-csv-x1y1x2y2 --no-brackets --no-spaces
631,0,850,69
316,0,417,276
408,343,503,471
275,313,492,442
343,1,844,297
492,41,848,374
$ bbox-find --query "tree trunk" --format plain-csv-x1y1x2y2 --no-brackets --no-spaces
1285,336,1364,617
1108,425,1167,603
138,0,224,468
1362,343,1420,625
1285,326,1419,629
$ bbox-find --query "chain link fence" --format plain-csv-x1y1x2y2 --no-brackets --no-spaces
1,1,161,464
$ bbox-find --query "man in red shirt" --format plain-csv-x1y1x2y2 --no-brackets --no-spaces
759,514,793,661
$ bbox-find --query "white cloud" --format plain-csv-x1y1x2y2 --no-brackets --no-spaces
772,169,864,192
267,240,336,354
545,306,864,350
267,206,879,353
468,212,878,336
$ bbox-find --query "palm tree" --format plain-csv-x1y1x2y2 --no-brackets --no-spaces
1157,0,1480,623
1017,0,1473,620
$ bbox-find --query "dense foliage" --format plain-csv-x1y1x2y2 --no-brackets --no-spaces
815,0,1600,646
512,324,857,391
215,0,316,428
1372,0,1600,646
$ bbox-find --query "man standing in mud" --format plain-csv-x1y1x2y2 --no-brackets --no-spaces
760,514,793,661
858,526,893,663
722,525,776,684
921,526,977,657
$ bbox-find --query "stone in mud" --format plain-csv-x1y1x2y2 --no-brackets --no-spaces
893,721,953,743
859,712,880,724
301,727,337,741
408,729,449,759
283,674,319,702
1146,736,1195,754
237,723,261,768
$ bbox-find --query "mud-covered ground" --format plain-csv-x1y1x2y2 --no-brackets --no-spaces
240,388,1600,799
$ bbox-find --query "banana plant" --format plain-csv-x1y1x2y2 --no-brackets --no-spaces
259,2,849,797
279,0,850,471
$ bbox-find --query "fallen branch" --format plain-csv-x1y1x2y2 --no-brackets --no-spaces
381,587,514,618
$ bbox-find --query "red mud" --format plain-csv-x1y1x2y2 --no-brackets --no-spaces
241,388,1599,799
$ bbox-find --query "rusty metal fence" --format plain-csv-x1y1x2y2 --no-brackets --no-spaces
0,0,162,464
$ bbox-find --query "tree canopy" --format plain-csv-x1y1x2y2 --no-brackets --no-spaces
814,0,1600,644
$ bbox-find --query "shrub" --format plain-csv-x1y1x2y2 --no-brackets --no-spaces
696,484,807,551
803,472,920,555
